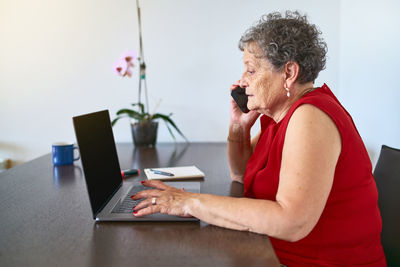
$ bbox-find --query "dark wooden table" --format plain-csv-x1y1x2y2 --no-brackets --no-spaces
0,143,279,267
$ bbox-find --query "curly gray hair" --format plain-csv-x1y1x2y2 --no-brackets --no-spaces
239,11,327,84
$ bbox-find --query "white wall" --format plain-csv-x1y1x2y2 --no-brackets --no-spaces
4,0,393,167
339,0,400,165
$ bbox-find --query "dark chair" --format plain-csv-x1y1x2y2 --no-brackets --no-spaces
373,145,400,266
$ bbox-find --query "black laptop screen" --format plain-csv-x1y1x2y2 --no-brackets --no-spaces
73,110,122,218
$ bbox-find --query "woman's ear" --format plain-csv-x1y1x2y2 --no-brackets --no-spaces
283,61,300,88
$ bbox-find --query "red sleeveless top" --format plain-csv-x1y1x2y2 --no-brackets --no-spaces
244,84,386,266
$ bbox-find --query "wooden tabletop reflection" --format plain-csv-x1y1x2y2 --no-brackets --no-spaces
0,143,279,267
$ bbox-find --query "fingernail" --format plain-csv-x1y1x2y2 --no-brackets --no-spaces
141,181,145,184
133,210,138,215
132,206,136,211
181,187,186,191
130,194,135,199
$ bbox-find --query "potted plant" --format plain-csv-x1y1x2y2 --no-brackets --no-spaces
111,1,187,147
112,51,187,147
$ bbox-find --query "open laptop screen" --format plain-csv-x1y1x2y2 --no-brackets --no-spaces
73,110,122,218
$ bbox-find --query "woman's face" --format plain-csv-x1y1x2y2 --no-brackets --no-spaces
240,45,286,115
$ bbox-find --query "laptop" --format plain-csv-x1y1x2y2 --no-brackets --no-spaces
72,109,200,221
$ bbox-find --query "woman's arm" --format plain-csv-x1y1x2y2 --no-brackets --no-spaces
190,104,340,241
227,124,259,183
134,104,341,241
227,82,260,183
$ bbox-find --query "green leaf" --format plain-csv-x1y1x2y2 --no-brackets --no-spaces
152,113,188,142
111,117,121,127
164,120,177,141
113,104,188,142
113,108,151,125
116,109,143,120
151,113,171,120
131,103,145,114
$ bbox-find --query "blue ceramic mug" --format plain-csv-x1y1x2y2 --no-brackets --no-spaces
52,142,80,166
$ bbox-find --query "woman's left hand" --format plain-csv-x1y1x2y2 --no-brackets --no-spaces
131,180,194,218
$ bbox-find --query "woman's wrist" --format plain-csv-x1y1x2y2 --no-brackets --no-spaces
228,123,251,143
184,193,202,218
230,173,244,183
227,136,242,143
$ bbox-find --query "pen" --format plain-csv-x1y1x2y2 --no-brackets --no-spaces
121,169,140,179
150,169,174,177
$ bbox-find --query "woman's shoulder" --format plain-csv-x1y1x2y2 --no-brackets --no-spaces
288,84,350,126
284,84,359,158
288,104,341,138
298,84,341,108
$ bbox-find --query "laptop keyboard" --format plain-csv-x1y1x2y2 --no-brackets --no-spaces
111,185,148,213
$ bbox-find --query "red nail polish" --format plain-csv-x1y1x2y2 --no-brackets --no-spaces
141,181,145,184
130,194,135,199
132,206,136,211
133,210,138,215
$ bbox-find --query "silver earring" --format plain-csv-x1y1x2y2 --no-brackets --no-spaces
285,87,290,97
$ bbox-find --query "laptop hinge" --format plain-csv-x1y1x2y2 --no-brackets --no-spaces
93,182,122,219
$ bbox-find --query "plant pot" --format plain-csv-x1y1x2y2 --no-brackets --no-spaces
130,121,158,147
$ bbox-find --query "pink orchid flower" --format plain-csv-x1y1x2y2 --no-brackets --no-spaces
122,50,136,67
125,67,133,78
114,50,136,77
113,58,128,76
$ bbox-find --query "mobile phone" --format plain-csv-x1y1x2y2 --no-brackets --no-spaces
231,86,249,113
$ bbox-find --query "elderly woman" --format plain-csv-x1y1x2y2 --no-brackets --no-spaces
132,11,386,266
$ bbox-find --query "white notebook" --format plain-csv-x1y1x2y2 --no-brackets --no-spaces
144,165,205,181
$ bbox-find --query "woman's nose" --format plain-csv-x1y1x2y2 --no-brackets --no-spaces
239,72,249,88
239,79,248,88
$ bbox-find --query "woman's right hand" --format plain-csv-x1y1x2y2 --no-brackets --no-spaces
229,81,260,130
228,81,259,183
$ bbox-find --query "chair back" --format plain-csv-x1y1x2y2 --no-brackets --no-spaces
373,145,400,266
